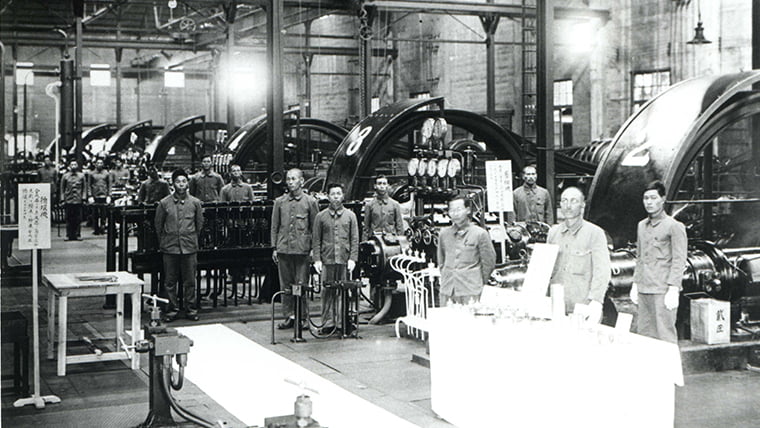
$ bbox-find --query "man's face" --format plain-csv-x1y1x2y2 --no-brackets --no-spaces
286,170,303,193
560,188,585,221
643,189,665,215
448,199,470,225
202,157,212,171
328,186,344,206
95,159,104,170
375,177,389,196
44,157,52,166
174,175,189,193
230,166,242,180
115,159,123,169
522,167,537,186
69,161,78,171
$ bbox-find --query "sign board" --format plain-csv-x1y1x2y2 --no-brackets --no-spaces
522,243,559,297
18,183,51,250
485,160,513,212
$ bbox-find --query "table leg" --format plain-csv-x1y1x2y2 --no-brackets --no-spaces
131,292,140,370
116,293,124,351
57,296,67,376
47,290,55,360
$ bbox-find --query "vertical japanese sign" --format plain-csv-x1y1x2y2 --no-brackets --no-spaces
19,184,51,250
485,160,514,213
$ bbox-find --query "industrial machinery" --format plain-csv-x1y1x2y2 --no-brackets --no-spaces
136,295,218,428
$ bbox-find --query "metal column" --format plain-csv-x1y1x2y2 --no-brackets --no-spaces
226,22,236,137
303,21,313,118
115,48,122,127
536,0,554,196
266,0,285,199
480,4,499,119
75,17,83,165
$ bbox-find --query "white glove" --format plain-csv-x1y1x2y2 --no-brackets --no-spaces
106,196,111,204
586,300,603,324
313,260,323,274
272,250,278,264
664,286,680,310
629,283,639,305
88,196,95,204
347,260,356,273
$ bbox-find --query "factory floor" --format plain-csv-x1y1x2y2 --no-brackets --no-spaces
2,228,760,427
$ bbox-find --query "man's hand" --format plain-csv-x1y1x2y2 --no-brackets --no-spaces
347,260,356,273
272,250,278,264
586,300,603,324
664,286,680,310
313,260,323,274
106,196,111,204
629,283,639,305
88,196,95,204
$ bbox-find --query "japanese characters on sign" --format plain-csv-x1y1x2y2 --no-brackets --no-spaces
485,160,514,213
18,183,52,250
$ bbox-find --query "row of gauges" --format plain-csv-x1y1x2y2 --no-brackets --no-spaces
407,157,462,178
420,117,449,149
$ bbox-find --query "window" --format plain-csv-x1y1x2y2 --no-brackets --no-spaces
632,70,670,112
553,80,573,148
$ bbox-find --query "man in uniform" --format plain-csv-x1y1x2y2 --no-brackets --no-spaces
362,175,404,241
37,155,58,204
630,180,687,343
110,157,131,196
155,169,204,322
313,183,359,333
221,164,254,202
61,160,86,241
546,187,611,322
190,155,224,202
512,165,554,224
271,169,319,329
137,166,171,204
437,196,496,305
87,158,111,235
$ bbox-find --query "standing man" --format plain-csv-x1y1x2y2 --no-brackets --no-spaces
110,157,131,195
87,158,111,235
137,166,171,204
437,196,496,305
37,155,58,204
546,187,611,322
61,160,87,241
512,165,554,224
362,175,404,241
271,168,319,329
221,164,254,202
630,180,687,343
190,155,224,202
313,183,359,333
155,169,204,322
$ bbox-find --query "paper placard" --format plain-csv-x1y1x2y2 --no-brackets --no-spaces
18,183,51,250
522,243,559,297
615,313,633,332
485,160,514,213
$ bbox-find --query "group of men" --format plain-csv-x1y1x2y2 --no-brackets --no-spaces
271,170,404,333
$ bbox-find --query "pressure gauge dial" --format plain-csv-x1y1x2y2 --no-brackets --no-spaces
407,158,420,176
427,159,438,177
417,159,428,176
421,118,435,140
437,158,449,177
447,158,461,177
432,118,448,140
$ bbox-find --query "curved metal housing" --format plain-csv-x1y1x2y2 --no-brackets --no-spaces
144,115,227,165
104,120,156,154
82,123,119,147
587,71,760,248
325,97,527,200
229,115,347,168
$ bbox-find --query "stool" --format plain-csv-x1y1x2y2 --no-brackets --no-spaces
1,311,29,396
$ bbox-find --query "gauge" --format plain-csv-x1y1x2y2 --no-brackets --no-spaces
407,158,419,176
432,118,448,139
447,158,461,177
421,118,435,140
417,159,428,176
437,158,449,177
427,159,438,177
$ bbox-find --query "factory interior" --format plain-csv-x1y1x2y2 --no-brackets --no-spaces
2,0,760,427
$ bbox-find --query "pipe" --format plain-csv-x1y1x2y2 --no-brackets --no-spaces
45,81,62,167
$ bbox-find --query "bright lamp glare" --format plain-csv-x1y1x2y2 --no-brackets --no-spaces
567,22,594,53
164,71,185,88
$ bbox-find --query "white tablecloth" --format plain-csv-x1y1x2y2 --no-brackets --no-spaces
429,307,683,428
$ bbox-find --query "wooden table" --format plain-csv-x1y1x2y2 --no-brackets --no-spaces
43,272,143,376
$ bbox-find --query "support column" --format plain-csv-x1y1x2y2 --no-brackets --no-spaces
226,23,236,137
75,17,83,165
303,21,313,118
115,48,122,127
359,7,375,119
266,0,285,199
536,0,554,199
480,10,500,119
702,144,713,240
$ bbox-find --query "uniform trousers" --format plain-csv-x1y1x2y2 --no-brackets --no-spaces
637,293,677,343
163,253,198,316
64,203,83,240
321,264,346,328
277,253,310,318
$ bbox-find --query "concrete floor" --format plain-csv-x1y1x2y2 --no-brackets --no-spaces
3,227,760,427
